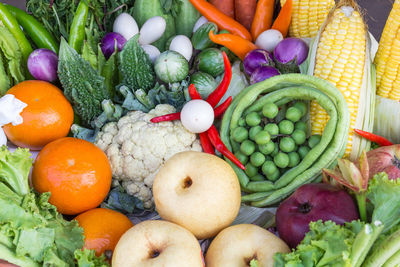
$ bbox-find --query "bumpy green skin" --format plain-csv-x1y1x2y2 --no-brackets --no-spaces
220,74,350,207
58,38,110,127
118,35,155,91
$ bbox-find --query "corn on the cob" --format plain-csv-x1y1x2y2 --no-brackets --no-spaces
374,0,400,100
308,0,375,160
281,0,335,38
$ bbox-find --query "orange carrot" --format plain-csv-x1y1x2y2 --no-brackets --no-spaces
271,0,292,37
209,30,258,60
209,0,235,18
251,0,275,40
189,0,253,41
234,0,257,31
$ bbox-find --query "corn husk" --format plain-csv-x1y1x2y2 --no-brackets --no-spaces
305,0,376,160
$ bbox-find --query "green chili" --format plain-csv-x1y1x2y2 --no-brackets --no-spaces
69,0,90,53
5,5,59,53
0,2,32,63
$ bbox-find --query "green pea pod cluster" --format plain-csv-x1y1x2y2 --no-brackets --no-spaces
220,74,351,207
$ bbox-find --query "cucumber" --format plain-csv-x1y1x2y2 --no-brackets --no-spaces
195,48,224,77
133,0,176,52
190,71,218,98
174,0,201,37
191,22,218,50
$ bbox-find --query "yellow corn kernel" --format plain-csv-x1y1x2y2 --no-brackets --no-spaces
311,6,366,157
281,0,335,38
375,0,400,100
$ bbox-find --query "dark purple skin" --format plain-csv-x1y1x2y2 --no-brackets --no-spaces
243,49,274,76
27,48,58,82
250,66,280,84
274,37,309,65
101,32,127,59
276,183,359,248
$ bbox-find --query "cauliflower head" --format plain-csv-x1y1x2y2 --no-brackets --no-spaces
95,104,202,209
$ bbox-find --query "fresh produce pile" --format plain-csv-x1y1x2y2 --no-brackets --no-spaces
1,0,400,266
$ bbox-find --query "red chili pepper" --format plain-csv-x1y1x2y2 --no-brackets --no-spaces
214,96,232,118
150,112,180,123
207,125,245,170
188,84,202,100
199,132,215,154
206,51,232,107
354,129,394,146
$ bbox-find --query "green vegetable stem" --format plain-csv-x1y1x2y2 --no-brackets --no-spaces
69,0,90,53
5,5,59,53
0,2,32,70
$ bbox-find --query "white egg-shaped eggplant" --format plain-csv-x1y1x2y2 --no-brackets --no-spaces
169,35,193,61
141,45,161,63
139,16,166,45
180,99,214,133
192,16,208,33
113,13,139,40
255,29,284,52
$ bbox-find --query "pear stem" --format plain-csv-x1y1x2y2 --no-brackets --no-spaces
355,192,367,222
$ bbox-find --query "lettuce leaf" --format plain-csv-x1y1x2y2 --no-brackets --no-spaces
367,172,400,233
74,249,110,267
0,146,32,195
274,220,364,267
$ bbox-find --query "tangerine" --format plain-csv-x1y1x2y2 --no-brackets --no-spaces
75,208,133,257
32,137,112,215
3,80,74,150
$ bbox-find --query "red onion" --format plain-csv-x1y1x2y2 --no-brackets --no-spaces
27,48,58,82
101,32,127,59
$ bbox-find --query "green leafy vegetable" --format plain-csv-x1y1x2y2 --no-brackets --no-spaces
0,146,110,266
363,226,400,267
26,0,77,42
274,219,385,267
101,183,144,214
26,0,132,42
71,100,123,143
274,220,364,267
118,35,155,92
0,146,32,196
74,249,109,267
367,172,400,233
0,25,25,95
58,38,111,127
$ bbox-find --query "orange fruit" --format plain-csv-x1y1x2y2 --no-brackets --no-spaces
3,80,74,150
75,208,133,256
32,137,112,215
